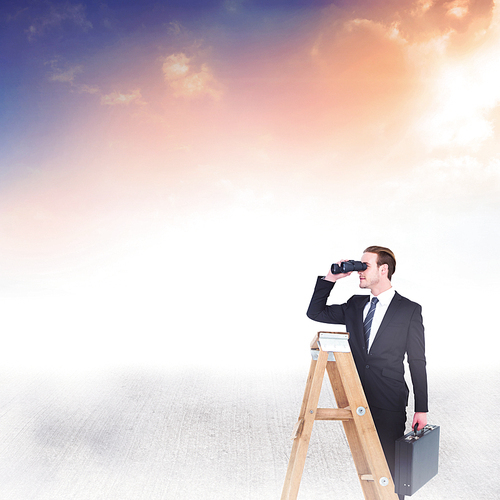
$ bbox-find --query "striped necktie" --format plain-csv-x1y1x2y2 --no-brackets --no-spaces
363,297,379,353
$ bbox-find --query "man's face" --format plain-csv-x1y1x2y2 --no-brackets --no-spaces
358,252,381,291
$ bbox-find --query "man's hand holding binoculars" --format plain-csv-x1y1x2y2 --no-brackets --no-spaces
324,259,367,283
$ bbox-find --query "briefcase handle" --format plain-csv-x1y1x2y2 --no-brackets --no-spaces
413,423,425,437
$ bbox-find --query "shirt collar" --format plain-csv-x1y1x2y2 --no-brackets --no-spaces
370,287,395,306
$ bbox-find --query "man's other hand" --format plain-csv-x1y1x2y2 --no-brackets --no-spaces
412,412,428,431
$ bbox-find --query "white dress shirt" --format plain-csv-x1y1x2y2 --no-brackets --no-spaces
363,287,396,352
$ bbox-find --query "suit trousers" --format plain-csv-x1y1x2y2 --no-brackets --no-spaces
371,406,406,500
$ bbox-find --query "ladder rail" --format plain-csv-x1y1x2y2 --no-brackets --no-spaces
281,332,399,500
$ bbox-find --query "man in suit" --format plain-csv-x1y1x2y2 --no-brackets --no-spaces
306,246,428,498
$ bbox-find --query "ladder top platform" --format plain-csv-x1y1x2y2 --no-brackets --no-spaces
310,331,351,353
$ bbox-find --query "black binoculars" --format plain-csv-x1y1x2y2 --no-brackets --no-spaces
331,260,367,274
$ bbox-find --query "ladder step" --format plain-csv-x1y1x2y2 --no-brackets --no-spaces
315,408,353,420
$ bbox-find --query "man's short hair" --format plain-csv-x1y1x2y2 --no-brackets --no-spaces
364,246,396,280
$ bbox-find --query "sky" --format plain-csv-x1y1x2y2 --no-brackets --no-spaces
0,0,499,373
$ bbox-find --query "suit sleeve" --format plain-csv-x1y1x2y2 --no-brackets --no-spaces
407,304,429,413
306,277,348,325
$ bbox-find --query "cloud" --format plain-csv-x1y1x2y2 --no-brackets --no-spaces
308,15,411,120
26,2,92,41
162,53,223,100
412,0,434,16
162,53,190,80
305,1,499,156
100,89,146,106
411,13,500,150
46,59,101,96
224,0,245,13
342,0,494,43
166,21,184,36
445,0,470,18
75,84,100,95
48,64,83,83
46,59,144,106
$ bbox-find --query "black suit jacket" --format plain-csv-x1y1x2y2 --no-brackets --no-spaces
307,277,428,413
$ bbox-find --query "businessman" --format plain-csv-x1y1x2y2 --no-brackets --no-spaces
306,246,428,496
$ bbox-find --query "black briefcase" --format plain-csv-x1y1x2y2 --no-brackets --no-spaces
394,424,440,496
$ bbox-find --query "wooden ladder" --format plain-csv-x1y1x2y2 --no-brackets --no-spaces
281,332,399,500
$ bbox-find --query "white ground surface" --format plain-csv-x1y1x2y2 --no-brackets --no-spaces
0,363,497,500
